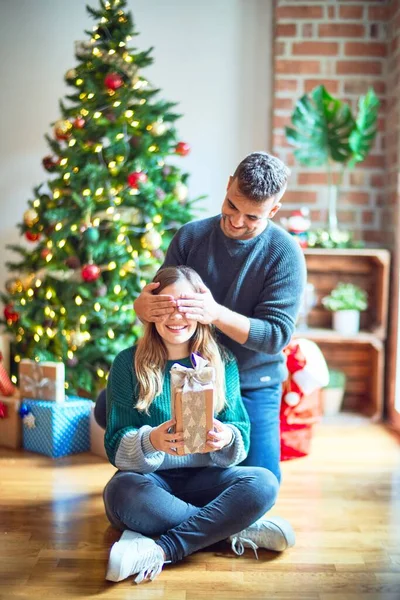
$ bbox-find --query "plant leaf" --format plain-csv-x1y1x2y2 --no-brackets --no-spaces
348,88,380,167
285,85,355,167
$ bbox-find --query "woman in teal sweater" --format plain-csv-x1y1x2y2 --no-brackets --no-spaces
104,266,294,584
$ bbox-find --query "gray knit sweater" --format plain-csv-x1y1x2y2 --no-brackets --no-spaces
163,216,307,390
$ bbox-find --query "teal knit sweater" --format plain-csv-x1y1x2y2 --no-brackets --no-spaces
105,346,250,473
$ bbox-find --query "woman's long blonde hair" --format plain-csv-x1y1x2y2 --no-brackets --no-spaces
134,266,228,414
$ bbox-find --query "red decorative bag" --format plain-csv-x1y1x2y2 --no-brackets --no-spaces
280,340,328,461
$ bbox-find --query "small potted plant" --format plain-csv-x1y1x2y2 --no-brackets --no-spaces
322,282,368,335
321,369,347,416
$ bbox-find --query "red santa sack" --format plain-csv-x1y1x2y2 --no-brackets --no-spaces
280,339,329,461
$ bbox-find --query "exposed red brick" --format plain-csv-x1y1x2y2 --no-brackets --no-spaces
286,153,295,166
276,60,320,75
275,79,298,92
275,41,286,56
328,6,335,19
276,5,323,19
339,6,363,20
319,24,365,38
272,133,291,149
363,230,384,244
302,23,314,37
371,81,386,94
276,23,297,37
344,78,386,96
337,210,356,224
362,211,375,224
283,190,318,204
274,97,295,110
370,174,384,188
342,192,371,205
273,115,291,129
377,117,385,132
344,42,387,58
304,79,339,94
292,41,339,56
368,6,389,20
297,172,341,185
336,61,383,75
350,172,366,186
362,154,386,168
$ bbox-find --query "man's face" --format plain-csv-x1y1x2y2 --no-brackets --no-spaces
220,176,283,240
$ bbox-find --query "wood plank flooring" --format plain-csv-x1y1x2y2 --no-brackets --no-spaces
1,414,400,600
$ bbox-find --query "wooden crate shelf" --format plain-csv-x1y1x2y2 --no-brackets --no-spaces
303,248,390,339
298,249,390,420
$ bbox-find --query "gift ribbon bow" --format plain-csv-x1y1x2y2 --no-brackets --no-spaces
170,353,215,392
170,353,215,454
20,362,56,400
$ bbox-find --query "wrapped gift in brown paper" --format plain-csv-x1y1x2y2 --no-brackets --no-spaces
0,394,21,449
170,353,215,455
19,359,65,403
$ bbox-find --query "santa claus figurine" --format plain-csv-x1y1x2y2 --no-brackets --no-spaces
280,208,311,248
280,338,329,460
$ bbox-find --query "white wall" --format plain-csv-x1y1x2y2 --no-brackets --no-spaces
0,0,273,299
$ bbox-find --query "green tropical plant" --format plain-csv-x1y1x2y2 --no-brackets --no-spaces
285,85,380,233
322,282,368,312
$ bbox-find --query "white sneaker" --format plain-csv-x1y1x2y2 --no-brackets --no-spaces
106,530,165,583
230,516,295,558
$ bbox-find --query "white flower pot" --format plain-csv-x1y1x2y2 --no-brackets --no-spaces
321,387,345,416
332,310,360,335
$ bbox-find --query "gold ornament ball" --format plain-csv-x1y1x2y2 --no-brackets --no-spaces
151,121,167,136
6,279,20,294
65,68,77,80
174,182,189,203
54,119,73,138
21,273,36,290
141,229,162,251
23,208,39,227
70,331,86,348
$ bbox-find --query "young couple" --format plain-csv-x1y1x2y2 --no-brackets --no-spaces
102,152,306,584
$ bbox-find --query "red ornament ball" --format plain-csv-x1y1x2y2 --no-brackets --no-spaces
25,231,41,242
104,72,124,90
81,264,101,282
4,304,19,323
127,171,148,188
73,116,85,129
65,256,81,269
42,155,59,172
175,142,191,156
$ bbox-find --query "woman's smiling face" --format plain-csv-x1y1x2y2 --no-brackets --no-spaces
154,281,197,353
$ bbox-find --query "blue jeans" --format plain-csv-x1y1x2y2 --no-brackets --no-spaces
103,466,279,563
240,384,282,483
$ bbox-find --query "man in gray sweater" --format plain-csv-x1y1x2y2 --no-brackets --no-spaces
134,152,307,483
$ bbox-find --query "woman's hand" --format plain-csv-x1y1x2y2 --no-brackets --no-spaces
201,419,233,453
149,419,185,455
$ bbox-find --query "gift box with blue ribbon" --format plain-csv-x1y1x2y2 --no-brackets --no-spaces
21,397,92,458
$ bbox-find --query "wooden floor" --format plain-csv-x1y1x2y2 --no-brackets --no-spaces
1,415,400,600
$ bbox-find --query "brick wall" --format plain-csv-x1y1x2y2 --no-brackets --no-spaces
272,0,389,245
385,0,400,418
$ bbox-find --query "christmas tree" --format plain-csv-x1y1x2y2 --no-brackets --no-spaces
0,0,200,397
